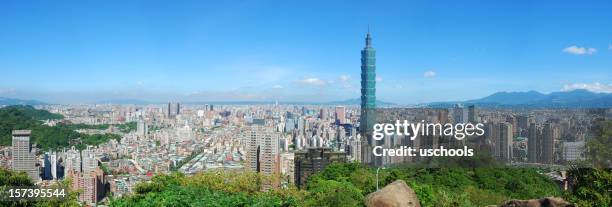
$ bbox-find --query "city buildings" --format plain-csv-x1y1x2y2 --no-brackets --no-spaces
335,106,346,124
294,147,346,189
562,141,585,161
360,31,377,166
498,122,513,162
11,130,39,181
528,123,539,163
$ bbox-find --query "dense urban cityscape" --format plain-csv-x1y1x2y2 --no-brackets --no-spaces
0,32,610,206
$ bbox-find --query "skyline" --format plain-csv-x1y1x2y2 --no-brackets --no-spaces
1,0,611,104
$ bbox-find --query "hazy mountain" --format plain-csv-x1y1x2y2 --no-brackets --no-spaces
465,90,547,105
428,89,612,108
0,97,47,105
94,99,159,105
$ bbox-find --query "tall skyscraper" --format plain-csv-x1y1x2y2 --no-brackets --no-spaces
246,119,280,190
49,151,59,180
467,105,477,123
11,130,39,181
527,123,539,163
453,104,468,124
359,30,377,166
542,123,556,164
498,122,513,162
335,106,346,124
167,102,181,118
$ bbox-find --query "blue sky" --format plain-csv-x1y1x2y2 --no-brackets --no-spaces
0,0,611,104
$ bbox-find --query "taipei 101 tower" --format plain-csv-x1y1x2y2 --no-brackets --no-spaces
360,30,377,166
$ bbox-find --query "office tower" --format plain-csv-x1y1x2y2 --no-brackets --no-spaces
486,123,499,156
65,146,81,174
498,123,513,162
167,102,181,118
11,130,39,181
49,151,58,180
335,106,346,124
437,109,449,124
43,153,52,180
319,108,326,120
137,120,148,137
467,105,477,123
542,123,555,164
527,123,539,163
452,104,468,124
246,120,280,190
294,148,347,189
506,115,518,138
360,31,377,166
81,146,97,174
516,115,530,136
285,118,295,133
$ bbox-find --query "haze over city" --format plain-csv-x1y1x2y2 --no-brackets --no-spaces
1,0,611,104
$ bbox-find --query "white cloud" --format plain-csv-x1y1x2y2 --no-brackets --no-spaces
376,76,383,82
561,82,612,93
562,45,597,55
339,75,350,82
296,77,327,86
423,70,437,78
338,75,352,89
0,88,16,94
271,85,283,89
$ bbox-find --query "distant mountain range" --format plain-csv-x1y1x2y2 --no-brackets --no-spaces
0,97,47,105
3,89,611,108
426,89,612,108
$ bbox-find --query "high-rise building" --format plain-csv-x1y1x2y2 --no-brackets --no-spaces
71,168,105,205
137,120,148,137
516,115,530,136
49,151,59,180
335,106,346,124
486,123,500,157
43,153,52,180
64,146,81,175
359,31,377,166
467,105,477,123
319,108,326,120
542,123,556,164
246,120,280,190
498,123,513,162
506,115,518,138
527,123,539,163
294,148,346,189
453,104,468,124
81,146,97,174
11,130,39,181
167,102,181,118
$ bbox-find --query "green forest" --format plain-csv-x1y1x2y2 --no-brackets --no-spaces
107,163,611,207
0,105,132,151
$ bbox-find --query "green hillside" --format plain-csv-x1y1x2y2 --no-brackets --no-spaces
0,105,123,151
